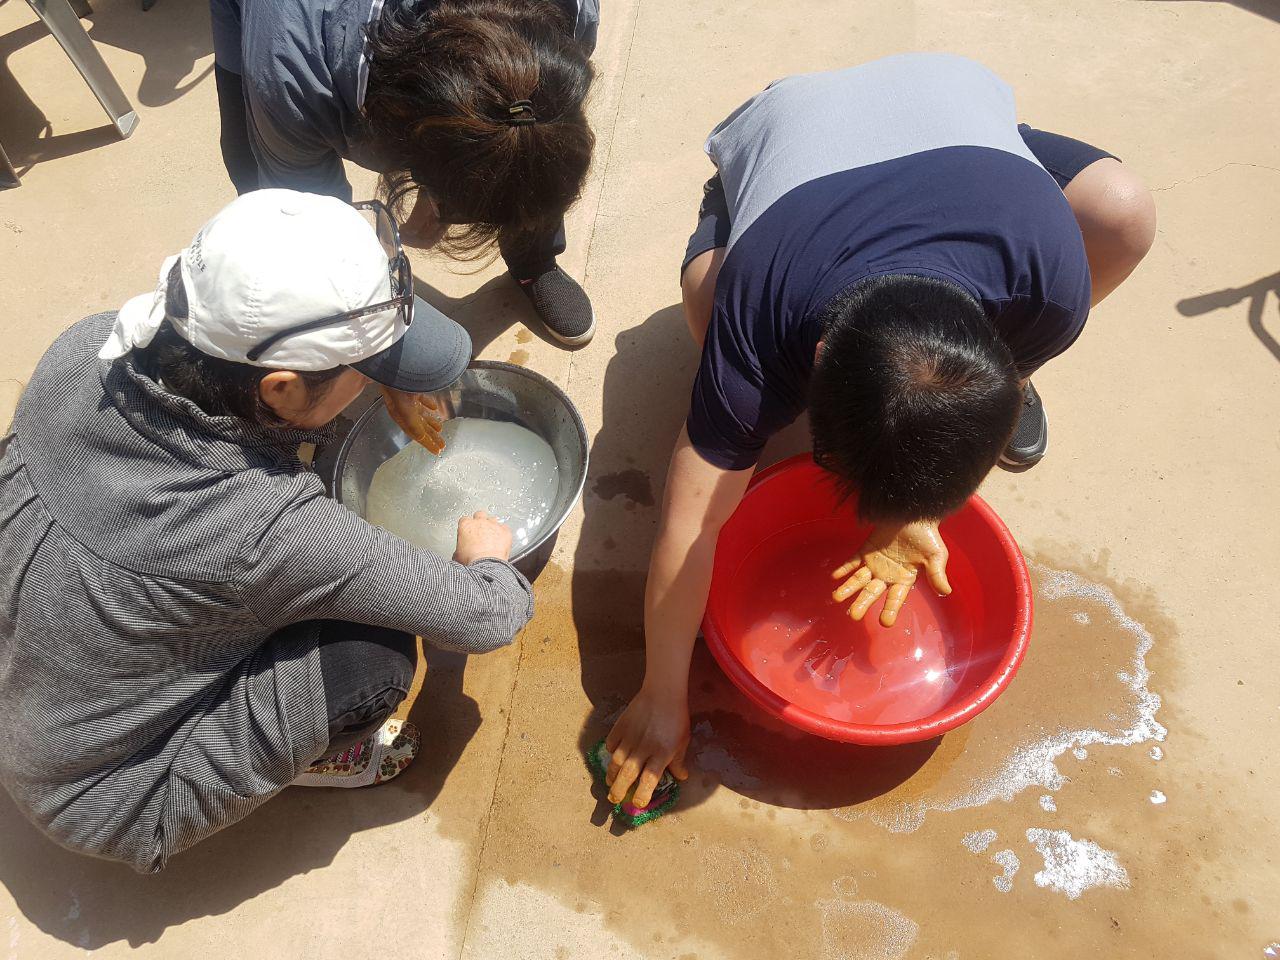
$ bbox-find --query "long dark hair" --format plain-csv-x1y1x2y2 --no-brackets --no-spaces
133,265,345,425
363,0,595,262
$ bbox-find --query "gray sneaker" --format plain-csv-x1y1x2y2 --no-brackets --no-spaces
1000,381,1048,470
516,265,596,347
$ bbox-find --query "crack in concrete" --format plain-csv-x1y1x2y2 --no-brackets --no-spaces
1151,161,1280,192
566,0,643,396
450,14,648,939
578,0,643,287
455,634,532,960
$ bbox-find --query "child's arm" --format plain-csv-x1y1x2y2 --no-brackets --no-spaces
240,495,533,654
604,426,753,809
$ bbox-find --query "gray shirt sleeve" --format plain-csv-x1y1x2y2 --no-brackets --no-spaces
238,493,534,653
244,95,354,202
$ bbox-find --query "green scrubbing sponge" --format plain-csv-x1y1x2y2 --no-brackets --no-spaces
586,740,680,827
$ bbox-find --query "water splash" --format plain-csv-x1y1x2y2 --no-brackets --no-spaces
962,829,997,853
991,849,1020,893
856,566,1166,834
367,417,559,557
817,898,918,960
1025,828,1129,899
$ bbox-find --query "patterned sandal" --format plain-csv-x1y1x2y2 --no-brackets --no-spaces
292,719,420,788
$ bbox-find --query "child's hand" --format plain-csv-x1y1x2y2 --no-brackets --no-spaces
604,687,690,808
831,519,952,627
454,511,513,564
382,386,446,454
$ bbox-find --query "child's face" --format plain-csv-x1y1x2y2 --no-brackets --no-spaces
259,368,370,429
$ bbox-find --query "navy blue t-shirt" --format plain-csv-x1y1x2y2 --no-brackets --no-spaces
687,54,1091,470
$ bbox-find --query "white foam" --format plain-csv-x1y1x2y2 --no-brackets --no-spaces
1025,828,1129,899
1039,794,1056,812
470,878,724,959
691,721,762,788
817,898,918,960
832,876,860,897
1263,943,1280,959
1072,611,1090,625
1150,746,1164,761
367,417,559,558
857,566,1166,834
991,849,1020,893
962,829,997,853
1149,790,1166,805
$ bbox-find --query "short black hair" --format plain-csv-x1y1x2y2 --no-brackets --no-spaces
132,264,345,425
364,0,595,262
809,274,1021,523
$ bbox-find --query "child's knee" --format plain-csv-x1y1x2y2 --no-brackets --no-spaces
1106,173,1156,264
1075,163,1157,266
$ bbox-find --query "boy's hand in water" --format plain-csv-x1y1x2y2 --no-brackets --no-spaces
454,511,513,564
604,687,691,808
831,519,952,627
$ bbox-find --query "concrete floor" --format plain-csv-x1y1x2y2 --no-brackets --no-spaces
2,0,1279,956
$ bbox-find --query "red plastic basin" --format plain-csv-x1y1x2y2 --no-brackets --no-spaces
702,454,1032,745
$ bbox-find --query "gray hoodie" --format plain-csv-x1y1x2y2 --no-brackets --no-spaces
0,313,533,871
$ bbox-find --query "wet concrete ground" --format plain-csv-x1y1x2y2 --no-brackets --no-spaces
2,0,1279,956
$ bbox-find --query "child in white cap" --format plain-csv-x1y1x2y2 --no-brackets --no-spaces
0,189,532,872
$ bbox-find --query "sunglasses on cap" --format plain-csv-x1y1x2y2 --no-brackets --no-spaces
245,200,414,363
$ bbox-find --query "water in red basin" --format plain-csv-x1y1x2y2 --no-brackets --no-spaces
703,455,1032,745
728,519,973,725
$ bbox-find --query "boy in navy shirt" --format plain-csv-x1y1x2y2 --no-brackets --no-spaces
605,54,1156,807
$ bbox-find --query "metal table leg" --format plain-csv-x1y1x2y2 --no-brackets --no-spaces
25,0,139,139
1,140,20,188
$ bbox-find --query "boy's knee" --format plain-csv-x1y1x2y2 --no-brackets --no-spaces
1077,163,1157,265
1106,174,1157,263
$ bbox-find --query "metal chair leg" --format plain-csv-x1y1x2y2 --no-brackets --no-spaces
0,140,20,188
24,0,139,139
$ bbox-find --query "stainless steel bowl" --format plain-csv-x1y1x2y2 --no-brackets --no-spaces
326,361,588,565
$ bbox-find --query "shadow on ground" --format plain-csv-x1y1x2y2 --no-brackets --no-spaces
0,649,478,949
413,264,572,354
82,0,214,107
1177,270,1280,362
0,0,213,175
0,16,118,175
568,304,937,818
1148,0,1280,25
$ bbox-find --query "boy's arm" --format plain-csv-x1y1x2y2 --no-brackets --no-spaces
604,426,753,808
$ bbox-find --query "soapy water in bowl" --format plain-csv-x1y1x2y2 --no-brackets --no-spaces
723,520,994,725
366,417,560,558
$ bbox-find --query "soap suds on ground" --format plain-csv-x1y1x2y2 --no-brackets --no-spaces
856,566,1166,835
1025,828,1129,900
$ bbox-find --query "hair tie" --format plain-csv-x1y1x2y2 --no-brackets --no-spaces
505,100,537,126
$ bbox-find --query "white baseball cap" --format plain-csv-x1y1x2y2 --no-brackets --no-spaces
100,189,471,393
